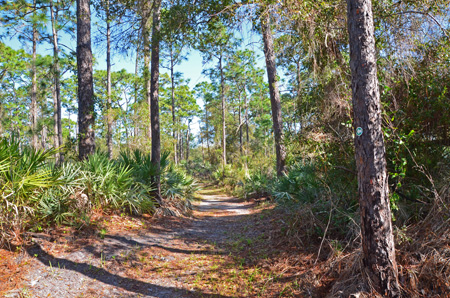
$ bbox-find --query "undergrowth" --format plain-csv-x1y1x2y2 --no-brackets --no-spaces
0,139,198,248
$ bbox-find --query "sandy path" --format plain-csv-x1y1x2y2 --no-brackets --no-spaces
6,189,255,298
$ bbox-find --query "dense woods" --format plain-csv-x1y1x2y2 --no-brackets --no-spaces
1,0,450,296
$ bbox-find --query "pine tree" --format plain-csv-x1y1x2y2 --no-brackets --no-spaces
347,0,400,296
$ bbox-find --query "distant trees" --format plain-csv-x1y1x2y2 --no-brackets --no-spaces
0,10,448,297
197,21,236,170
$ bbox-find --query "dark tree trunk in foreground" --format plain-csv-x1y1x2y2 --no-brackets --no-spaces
261,11,286,177
347,0,400,296
77,0,95,159
150,0,162,203
106,0,113,159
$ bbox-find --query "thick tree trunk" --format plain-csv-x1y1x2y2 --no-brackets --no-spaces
150,0,162,203
219,54,226,167
261,11,286,177
347,0,401,296
106,0,113,159
50,1,63,164
77,0,95,159
31,8,39,150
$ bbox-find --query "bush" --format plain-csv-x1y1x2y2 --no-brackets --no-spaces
0,141,199,247
0,138,61,246
82,152,155,214
242,171,272,200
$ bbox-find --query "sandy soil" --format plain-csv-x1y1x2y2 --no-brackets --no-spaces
4,189,258,298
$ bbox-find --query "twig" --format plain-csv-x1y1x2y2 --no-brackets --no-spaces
315,208,333,265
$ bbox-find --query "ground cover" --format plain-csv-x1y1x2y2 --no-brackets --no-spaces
0,187,338,298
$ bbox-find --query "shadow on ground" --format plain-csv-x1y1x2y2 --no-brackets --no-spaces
26,244,232,298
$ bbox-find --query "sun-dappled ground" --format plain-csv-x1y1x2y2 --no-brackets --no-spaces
0,187,336,297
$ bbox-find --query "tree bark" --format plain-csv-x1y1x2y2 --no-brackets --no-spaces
77,0,95,159
141,0,151,141
186,120,190,162
150,0,162,203
30,4,39,150
200,125,205,163
134,48,139,139
50,1,63,164
106,0,113,159
245,92,249,170
261,11,286,177
205,104,210,156
170,46,178,164
238,91,243,155
347,0,401,296
219,54,227,168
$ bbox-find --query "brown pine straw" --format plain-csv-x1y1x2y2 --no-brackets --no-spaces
327,186,450,297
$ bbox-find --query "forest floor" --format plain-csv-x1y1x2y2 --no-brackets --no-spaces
0,187,335,298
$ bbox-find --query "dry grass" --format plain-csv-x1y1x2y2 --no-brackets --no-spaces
327,189,450,297
2,187,450,297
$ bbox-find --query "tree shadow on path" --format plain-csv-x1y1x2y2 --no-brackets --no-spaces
26,244,232,298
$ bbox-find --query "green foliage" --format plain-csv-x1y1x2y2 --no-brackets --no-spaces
119,149,198,213
162,165,198,201
0,136,201,246
0,138,61,245
272,162,324,204
119,149,169,184
242,171,272,200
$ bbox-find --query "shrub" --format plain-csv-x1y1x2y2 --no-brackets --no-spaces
0,138,60,246
82,152,155,214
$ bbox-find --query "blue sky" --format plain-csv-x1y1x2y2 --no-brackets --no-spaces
1,8,268,136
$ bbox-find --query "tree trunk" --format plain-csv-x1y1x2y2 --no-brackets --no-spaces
142,2,151,141
261,11,286,177
31,9,39,150
106,0,113,159
186,120,190,162
238,96,243,155
178,127,183,160
205,105,210,156
219,54,226,168
77,0,95,159
200,126,205,163
150,0,162,203
134,48,139,139
50,1,63,165
347,0,401,296
0,104,3,136
245,92,249,170
41,125,47,149
170,46,178,165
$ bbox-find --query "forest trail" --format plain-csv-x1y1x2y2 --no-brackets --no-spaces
5,187,268,298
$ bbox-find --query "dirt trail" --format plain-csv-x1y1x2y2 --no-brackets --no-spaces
6,188,258,298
